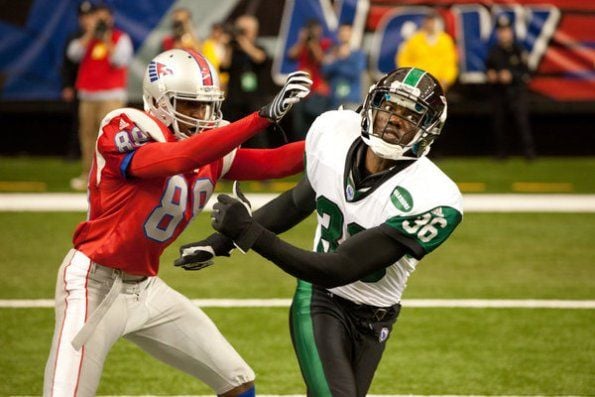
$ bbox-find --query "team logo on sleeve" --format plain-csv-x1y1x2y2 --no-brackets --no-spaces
148,61,173,82
345,184,355,201
390,186,413,212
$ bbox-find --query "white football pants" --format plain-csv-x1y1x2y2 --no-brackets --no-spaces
43,249,254,396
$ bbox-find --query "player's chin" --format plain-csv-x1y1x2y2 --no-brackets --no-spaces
181,126,199,137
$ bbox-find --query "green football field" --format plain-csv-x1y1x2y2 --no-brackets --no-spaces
1,157,594,395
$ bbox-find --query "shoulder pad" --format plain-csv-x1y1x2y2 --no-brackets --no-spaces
306,110,360,152
101,107,172,143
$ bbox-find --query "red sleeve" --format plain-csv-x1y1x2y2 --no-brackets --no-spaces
95,111,159,181
224,140,305,180
129,112,270,179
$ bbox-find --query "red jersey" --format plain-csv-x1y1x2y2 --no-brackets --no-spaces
295,37,332,96
73,108,238,276
76,29,127,91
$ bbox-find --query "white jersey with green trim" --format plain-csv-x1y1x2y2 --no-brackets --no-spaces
305,109,463,307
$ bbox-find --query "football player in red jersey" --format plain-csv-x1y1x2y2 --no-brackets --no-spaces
43,49,311,397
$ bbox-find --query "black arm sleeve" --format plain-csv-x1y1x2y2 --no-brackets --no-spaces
252,175,316,234
200,176,315,255
250,223,412,288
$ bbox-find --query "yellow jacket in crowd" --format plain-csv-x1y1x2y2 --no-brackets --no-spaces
396,31,458,90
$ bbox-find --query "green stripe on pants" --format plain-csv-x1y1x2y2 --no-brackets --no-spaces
291,280,332,397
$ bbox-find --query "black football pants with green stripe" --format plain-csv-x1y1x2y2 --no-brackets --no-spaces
290,281,400,397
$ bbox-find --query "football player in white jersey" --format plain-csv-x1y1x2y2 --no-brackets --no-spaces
177,67,463,396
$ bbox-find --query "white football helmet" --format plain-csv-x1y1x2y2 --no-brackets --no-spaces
143,49,224,139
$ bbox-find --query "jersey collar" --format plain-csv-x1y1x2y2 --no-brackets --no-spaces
343,138,414,202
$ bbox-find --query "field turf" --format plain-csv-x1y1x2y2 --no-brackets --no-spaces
1,156,593,395
1,212,594,395
2,156,595,193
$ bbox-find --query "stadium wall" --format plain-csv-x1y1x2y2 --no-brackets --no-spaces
0,0,593,155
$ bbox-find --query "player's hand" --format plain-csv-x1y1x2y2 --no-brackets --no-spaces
211,182,263,252
174,233,235,271
259,71,312,122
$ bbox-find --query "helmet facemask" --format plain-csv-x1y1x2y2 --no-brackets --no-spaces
149,88,224,140
361,80,446,161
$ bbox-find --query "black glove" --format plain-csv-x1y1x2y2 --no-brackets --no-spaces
259,71,312,122
174,233,235,271
211,182,264,252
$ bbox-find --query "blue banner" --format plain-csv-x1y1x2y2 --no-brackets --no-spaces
0,0,172,100
1,0,593,101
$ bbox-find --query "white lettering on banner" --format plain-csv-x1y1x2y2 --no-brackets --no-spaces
274,1,559,83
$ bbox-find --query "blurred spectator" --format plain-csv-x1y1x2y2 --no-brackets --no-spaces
220,15,270,147
287,19,332,136
396,11,457,91
67,4,133,190
61,1,95,161
322,24,366,110
486,16,536,160
161,7,201,52
202,23,230,89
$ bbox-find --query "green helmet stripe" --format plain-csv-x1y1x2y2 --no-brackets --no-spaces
403,67,426,87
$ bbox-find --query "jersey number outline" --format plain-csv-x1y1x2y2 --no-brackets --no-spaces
316,196,385,283
401,212,448,243
144,176,213,242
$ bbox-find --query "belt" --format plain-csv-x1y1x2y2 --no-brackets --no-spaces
326,290,399,322
71,260,148,351
91,262,148,283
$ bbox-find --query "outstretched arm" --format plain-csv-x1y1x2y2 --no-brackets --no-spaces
224,141,305,181
128,71,312,179
175,176,316,270
250,224,409,288
211,194,413,288
129,112,269,179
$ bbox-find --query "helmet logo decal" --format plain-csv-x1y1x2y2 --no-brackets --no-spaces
403,67,426,88
148,61,173,82
390,186,414,212
187,49,213,85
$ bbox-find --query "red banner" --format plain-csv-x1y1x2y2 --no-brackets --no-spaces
365,0,595,100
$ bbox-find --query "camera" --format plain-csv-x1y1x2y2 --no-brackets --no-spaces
232,26,246,37
172,20,185,39
224,24,246,46
304,19,320,43
94,19,108,38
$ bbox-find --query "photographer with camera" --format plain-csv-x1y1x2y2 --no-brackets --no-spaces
220,15,271,147
287,19,332,137
161,8,201,52
66,4,133,191
61,1,97,162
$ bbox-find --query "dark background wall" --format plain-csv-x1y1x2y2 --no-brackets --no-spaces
1,90,593,157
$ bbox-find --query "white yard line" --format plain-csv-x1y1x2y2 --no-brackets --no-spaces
11,395,588,397
1,193,595,212
87,395,586,397
94,394,590,397
10,394,580,397
1,299,594,309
